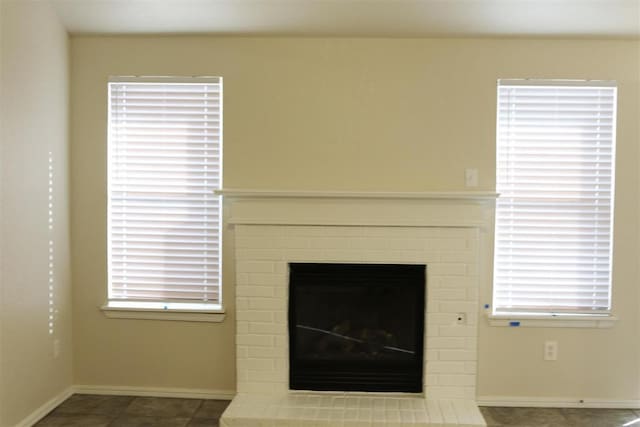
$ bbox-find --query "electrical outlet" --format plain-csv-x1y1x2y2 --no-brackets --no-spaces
465,168,478,187
544,341,558,361
456,313,467,325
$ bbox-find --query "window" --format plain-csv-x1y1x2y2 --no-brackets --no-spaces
106,77,223,318
493,79,617,317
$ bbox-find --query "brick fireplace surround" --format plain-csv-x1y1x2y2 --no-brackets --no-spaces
219,190,496,427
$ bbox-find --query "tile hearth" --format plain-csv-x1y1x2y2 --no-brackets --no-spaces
222,393,485,427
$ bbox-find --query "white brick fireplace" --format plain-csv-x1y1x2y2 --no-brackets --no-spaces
220,190,496,427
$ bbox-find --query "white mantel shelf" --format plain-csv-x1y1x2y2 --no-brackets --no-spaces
215,189,498,201
219,188,496,228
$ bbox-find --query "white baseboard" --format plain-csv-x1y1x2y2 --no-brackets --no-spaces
477,395,640,409
16,386,74,427
73,384,236,400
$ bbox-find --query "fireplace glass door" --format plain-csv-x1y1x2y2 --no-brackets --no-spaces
288,263,425,393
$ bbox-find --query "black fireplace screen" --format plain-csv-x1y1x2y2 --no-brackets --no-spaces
288,263,425,393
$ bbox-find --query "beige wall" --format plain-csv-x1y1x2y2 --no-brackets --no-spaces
70,36,640,401
0,1,72,426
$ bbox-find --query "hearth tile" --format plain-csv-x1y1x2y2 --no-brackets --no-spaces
344,408,358,420
346,397,360,409
386,410,401,422
221,394,485,426
385,398,401,410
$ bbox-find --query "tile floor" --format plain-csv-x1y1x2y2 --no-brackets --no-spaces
36,394,229,426
36,394,640,427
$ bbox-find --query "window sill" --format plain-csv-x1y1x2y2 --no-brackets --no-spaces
101,302,226,323
486,312,617,328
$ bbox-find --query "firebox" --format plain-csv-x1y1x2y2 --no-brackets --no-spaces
288,263,426,393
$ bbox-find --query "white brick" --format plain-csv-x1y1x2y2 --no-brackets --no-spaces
248,297,286,311
429,288,466,301
466,262,479,276
386,238,426,251
236,248,284,260
274,287,287,298
239,237,281,249
236,297,249,310
425,386,471,399
247,347,287,359
439,325,477,337
465,337,478,350
236,346,248,359
237,310,274,322
426,337,466,349
236,273,249,285
429,263,467,276
427,313,457,326
249,322,282,335
233,223,485,397
280,237,310,248
425,361,466,374
425,374,439,386
467,238,479,251
274,335,288,349
236,285,274,297
437,276,477,288
424,349,439,361
349,237,389,250
247,273,283,286
425,324,440,337
284,249,326,260
237,321,249,334
238,381,287,394
439,350,476,361
273,311,287,325
439,302,476,314
239,358,274,371
236,334,273,347
309,237,350,249
274,358,288,371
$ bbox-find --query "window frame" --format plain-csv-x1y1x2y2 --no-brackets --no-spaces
490,79,617,327
102,76,225,322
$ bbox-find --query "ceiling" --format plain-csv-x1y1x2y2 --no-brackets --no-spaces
51,0,640,38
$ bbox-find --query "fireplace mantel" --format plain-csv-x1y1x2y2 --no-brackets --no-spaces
216,188,498,200
218,188,497,229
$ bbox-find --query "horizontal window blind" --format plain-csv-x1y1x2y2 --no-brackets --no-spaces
494,80,617,315
108,77,222,307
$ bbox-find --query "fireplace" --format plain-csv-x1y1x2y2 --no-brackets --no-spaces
220,191,493,426
288,262,426,393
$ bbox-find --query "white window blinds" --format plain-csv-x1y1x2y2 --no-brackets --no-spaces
493,80,617,315
108,77,222,308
